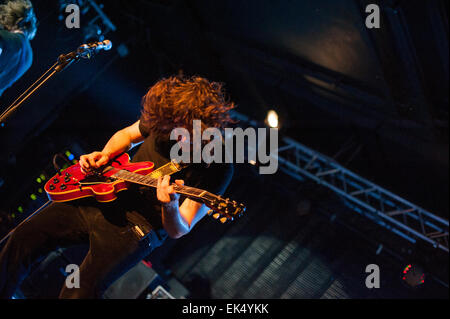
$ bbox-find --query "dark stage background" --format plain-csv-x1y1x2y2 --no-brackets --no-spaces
0,0,448,298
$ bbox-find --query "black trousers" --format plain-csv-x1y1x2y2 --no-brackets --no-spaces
0,199,164,299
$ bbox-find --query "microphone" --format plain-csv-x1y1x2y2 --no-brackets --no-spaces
55,40,112,72
77,40,112,58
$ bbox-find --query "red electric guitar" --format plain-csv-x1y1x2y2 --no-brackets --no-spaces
44,153,245,223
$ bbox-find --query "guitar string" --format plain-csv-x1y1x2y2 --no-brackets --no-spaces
113,170,213,199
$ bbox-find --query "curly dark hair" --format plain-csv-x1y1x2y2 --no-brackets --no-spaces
0,0,37,40
140,75,235,139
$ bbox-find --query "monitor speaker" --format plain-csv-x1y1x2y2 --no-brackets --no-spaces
103,261,159,299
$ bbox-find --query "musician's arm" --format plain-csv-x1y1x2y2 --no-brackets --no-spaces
101,120,144,158
158,176,208,239
80,121,144,170
162,199,208,239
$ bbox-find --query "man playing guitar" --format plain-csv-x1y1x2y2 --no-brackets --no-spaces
0,75,235,298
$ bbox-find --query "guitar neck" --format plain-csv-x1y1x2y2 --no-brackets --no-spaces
113,169,214,203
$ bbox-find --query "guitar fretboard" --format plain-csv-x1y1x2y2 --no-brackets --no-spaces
113,169,213,200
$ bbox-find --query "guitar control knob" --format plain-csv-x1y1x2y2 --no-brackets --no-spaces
49,185,55,190
64,177,71,183
60,184,67,190
220,217,228,224
212,213,220,219
65,172,71,177
53,178,59,184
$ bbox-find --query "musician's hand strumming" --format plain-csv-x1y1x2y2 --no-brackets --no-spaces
79,151,110,173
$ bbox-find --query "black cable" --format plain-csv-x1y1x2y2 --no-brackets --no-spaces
52,153,71,176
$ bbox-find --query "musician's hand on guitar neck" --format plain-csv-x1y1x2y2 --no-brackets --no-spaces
157,176,184,204
79,151,110,174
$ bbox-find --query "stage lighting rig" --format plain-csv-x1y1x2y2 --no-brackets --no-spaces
401,264,425,288
58,0,116,42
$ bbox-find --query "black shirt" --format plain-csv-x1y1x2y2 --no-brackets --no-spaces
0,30,32,96
113,118,233,239
133,119,233,195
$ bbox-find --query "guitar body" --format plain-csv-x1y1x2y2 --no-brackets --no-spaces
44,153,154,203
44,153,245,222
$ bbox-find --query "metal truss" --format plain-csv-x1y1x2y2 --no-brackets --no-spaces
278,137,449,252
231,111,449,253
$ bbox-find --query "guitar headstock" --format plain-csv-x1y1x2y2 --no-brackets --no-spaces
203,194,246,224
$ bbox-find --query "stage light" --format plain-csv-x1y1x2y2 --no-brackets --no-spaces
65,150,75,161
117,44,129,58
266,110,279,128
402,264,425,288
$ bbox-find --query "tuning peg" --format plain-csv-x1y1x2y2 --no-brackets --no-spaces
219,217,228,224
212,213,221,219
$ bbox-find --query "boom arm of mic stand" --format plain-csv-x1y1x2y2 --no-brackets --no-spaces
55,51,80,73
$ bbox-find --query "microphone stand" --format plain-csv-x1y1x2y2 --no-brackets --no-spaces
0,42,110,246
0,44,102,126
